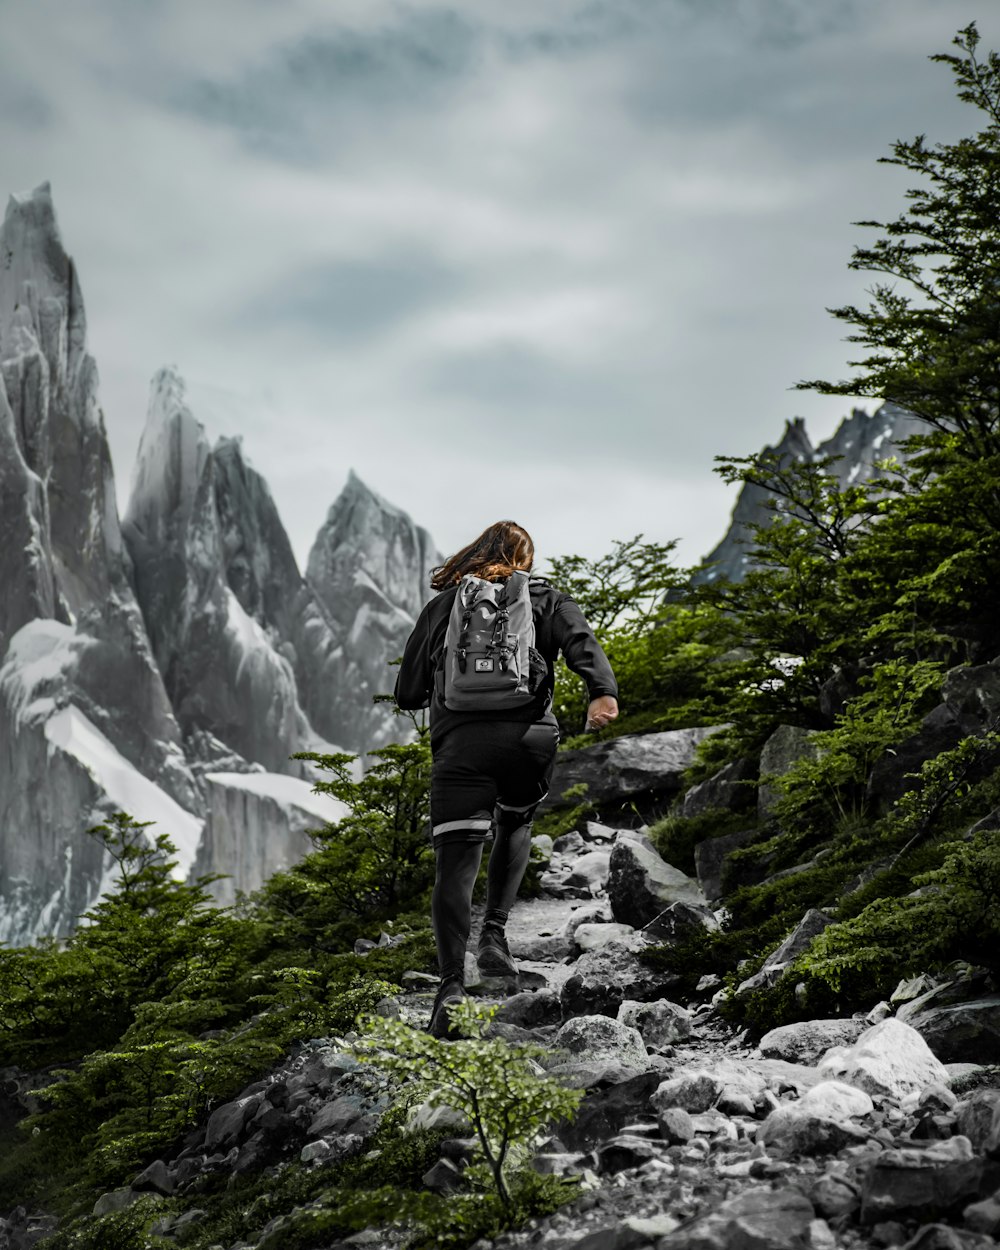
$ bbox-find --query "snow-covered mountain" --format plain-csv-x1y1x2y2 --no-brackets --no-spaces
696,404,924,583
0,184,435,943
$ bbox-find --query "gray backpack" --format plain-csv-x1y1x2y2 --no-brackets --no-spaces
441,571,536,710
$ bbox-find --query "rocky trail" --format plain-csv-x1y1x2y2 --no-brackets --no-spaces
10,816,997,1250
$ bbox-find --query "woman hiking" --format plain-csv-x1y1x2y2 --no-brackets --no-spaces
394,520,618,1038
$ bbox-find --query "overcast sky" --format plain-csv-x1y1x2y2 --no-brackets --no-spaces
2,0,994,572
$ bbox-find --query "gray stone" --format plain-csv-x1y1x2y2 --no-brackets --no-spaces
641,900,719,944
907,995,1000,1064
596,1133,665,1174
496,989,562,1028
810,1172,861,1219
964,1189,1000,1237
205,1092,264,1150
422,1157,463,1194
617,998,692,1048
554,1016,648,1068
798,1080,874,1120
892,973,941,1008
92,1189,140,1217
558,1071,662,1151
562,848,612,893
542,726,723,810
607,831,706,928
682,757,757,818
552,830,585,854
758,724,821,818
562,901,613,941
307,1094,370,1139
758,1107,870,1156
531,833,553,861
657,1105,695,1144
509,933,574,961
574,922,636,951
860,1135,984,1224
660,1185,815,1250
695,827,766,899
563,1224,651,1250
132,1158,175,1195
758,1017,867,1065
560,936,672,1017
956,1089,1000,1155
818,1017,951,1100
736,908,832,998
651,1071,722,1114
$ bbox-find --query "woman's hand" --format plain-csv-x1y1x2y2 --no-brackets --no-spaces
585,695,619,732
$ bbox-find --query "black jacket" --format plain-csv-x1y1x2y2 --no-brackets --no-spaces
394,578,617,745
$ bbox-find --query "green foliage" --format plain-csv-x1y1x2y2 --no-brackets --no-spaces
352,1000,583,1211
265,731,433,950
544,538,741,737
647,808,755,877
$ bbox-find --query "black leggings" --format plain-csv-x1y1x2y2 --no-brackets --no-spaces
430,720,558,981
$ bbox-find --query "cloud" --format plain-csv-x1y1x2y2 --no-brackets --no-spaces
1,0,996,575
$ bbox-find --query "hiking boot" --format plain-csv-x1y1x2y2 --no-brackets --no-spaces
428,977,466,1040
477,924,518,979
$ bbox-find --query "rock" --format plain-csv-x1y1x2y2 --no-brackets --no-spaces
509,933,574,961
543,727,722,810
560,937,672,1017
860,1135,985,1224
758,1017,867,1065
562,849,612,893
596,1133,665,1174
651,1071,722,1115
758,724,821,818
641,900,720,944
902,1225,997,1249
421,1158,463,1194
964,1188,1000,1236
400,971,438,991
818,1017,951,1101
553,1016,648,1069
308,1094,376,1139
563,901,613,941
132,1158,175,1196
657,1105,695,1144
531,833,553,861
919,1084,958,1113
798,1080,875,1120
574,922,637,951
563,1225,651,1250
205,1093,264,1150
496,989,562,1028
92,1189,140,1216
736,908,833,997
955,1089,1000,1154
810,1172,861,1219
906,995,1000,1064
758,1106,870,1156
553,830,586,854
660,1186,815,1250
558,1071,662,1151
607,831,706,928
617,998,692,1048
682,757,757,818
694,827,764,900
892,974,941,1008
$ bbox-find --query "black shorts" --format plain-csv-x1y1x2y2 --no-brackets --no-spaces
430,720,560,846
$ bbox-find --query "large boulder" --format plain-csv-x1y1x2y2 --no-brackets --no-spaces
641,900,719,944
758,1107,870,1156
758,1018,867,1065
904,994,1000,1064
552,1016,648,1069
542,727,722,810
557,1071,661,1151
818,1017,951,1101
735,908,832,998
758,724,821,819
693,827,761,900
560,937,673,1018
606,830,705,927
681,757,756,818
859,1135,985,1224
660,1187,815,1250
617,999,692,1048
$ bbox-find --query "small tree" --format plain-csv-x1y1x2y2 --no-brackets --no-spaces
353,1000,582,1210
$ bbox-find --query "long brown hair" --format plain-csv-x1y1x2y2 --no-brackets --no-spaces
430,521,534,590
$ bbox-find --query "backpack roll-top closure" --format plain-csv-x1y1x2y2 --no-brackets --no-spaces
441,571,536,710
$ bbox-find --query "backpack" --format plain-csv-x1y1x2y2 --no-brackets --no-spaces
440,571,537,711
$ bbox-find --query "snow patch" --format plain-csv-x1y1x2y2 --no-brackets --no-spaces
0,619,87,720
204,771,348,826
44,705,203,876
